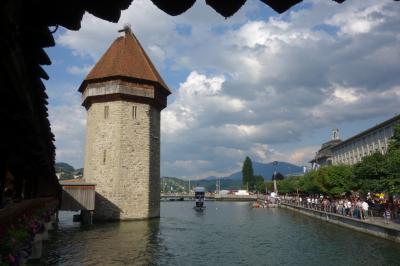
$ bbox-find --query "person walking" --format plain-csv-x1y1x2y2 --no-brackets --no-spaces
384,208,391,224
361,200,369,220
345,199,351,216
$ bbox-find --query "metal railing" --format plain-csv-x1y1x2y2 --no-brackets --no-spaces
280,197,400,224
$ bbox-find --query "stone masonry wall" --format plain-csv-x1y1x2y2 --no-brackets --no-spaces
83,98,160,220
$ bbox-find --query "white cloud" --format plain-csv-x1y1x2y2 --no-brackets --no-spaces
67,65,93,75
289,146,320,165
162,71,232,135
48,90,86,168
331,85,360,103
326,3,387,36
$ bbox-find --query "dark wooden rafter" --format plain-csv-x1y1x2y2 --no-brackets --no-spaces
150,0,196,16
260,0,303,14
149,0,399,17
206,0,247,18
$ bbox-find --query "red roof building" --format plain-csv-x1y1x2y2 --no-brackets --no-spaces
80,26,171,110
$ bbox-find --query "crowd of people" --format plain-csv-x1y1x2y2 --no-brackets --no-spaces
281,194,400,224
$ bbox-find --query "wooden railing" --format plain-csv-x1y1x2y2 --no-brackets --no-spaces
0,197,58,227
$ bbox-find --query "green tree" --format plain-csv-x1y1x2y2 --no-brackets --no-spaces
277,177,297,194
265,181,274,193
382,125,400,194
323,165,354,196
298,165,353,196
254,175,265,192
386,149,400,179
301,169,326,194
383,149,400,194
353,152,387,180
242,156,254,190
388,124,400,152
272,172,285,180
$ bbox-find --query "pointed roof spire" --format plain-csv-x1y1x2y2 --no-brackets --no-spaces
79,25,170,94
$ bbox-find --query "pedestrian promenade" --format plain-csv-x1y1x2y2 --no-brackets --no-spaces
282,200,400,230
280,200,400,243
363,214,400,231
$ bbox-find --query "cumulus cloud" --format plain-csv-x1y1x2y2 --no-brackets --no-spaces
67,65,93,75
289,146,320,165
52,0,400,177
48,89,86,168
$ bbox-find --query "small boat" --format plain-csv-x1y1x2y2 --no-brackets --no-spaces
193,187,206,211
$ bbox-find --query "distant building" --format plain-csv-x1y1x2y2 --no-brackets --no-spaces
310,115,400,167
331,115,400,165
310,129,342,167
73,174,83,179
235,190,249,196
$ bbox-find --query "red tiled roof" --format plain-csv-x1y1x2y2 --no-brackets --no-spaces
80,29,170,93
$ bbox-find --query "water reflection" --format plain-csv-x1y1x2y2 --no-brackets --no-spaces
43,203,400,266
44,213,162,265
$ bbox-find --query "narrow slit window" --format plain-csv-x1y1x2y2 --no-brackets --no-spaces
103,150,106,164
132,106,137,119
104,105,109,119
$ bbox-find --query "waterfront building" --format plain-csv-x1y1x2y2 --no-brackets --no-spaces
79,26,171,220
331,115,400,165
310,128,342,168
310,115,400,167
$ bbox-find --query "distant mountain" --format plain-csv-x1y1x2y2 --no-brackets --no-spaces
161,176,242,193
55,162,83,180
55,162,75,173
161,177,187,193
203,175,217,181
164,161,303,193
212,161,303,181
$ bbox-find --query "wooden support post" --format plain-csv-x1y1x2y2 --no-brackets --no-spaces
81,210,93,225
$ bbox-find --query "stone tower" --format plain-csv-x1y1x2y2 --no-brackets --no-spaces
79,26,170,220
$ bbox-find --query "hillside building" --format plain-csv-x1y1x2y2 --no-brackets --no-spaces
79,26,170,220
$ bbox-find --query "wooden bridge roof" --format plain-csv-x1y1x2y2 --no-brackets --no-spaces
149,0,399,17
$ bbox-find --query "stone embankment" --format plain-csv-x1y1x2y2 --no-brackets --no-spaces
280,203,400,243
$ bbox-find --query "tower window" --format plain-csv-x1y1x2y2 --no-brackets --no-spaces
104,106,109,119
132,106,137,119
103,150,106,164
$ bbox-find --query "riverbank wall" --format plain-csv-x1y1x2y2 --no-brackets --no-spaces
280,203,400,243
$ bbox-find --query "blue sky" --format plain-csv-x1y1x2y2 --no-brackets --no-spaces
44,0,400,179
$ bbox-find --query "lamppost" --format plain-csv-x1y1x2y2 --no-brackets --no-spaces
273,161,278,195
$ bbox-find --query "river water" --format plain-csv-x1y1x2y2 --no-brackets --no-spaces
43,201,400,265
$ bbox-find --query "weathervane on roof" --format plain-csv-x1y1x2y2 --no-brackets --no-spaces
118,23,132,35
